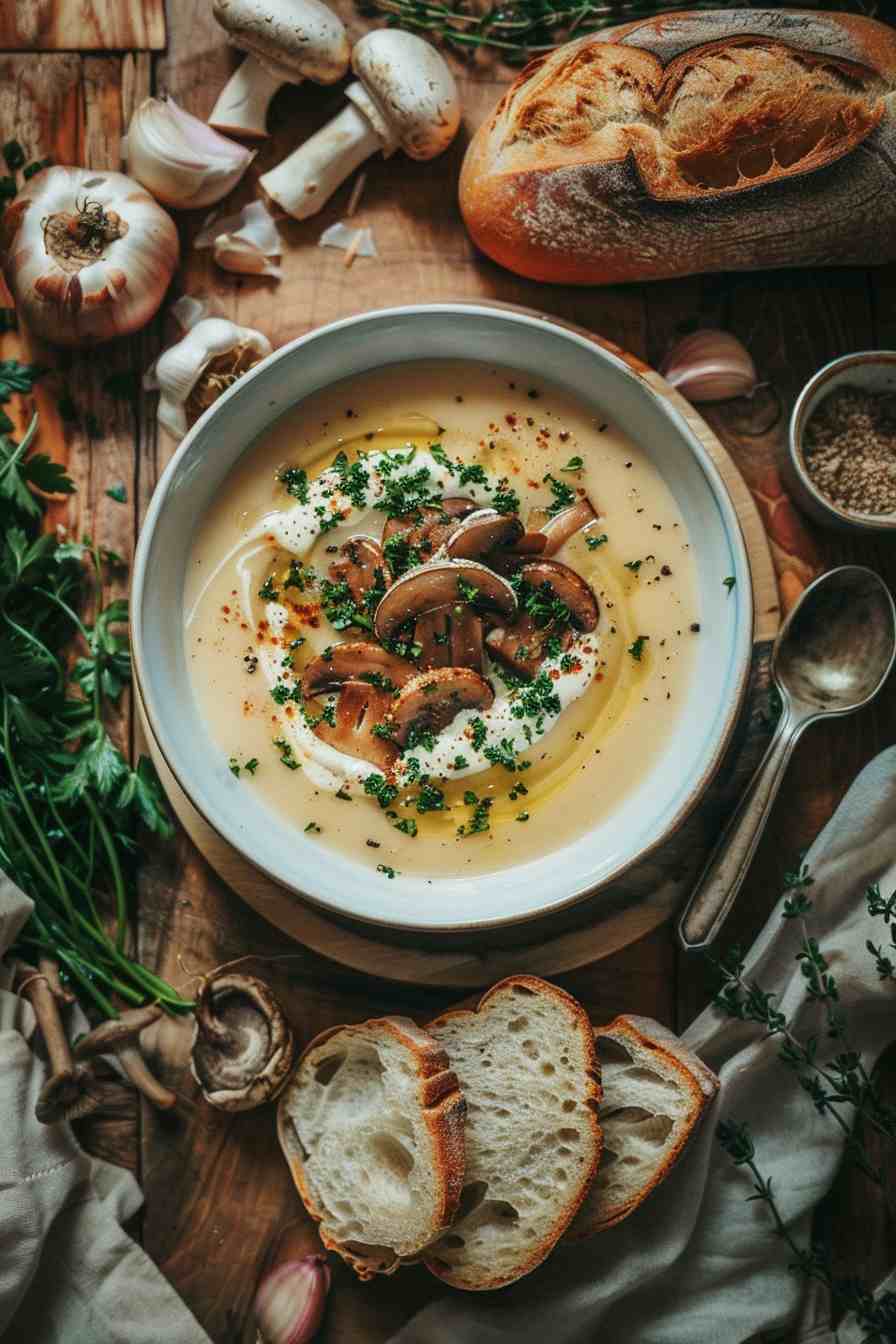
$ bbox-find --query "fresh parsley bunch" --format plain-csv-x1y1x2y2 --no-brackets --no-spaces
0,371,191,1016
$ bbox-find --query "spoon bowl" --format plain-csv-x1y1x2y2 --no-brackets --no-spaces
775,566,896,715
680,565,895,950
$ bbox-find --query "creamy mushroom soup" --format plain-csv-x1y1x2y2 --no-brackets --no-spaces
185,361,699,879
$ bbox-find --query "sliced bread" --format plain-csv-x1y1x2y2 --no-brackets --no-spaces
424,975,602,1290
277,1016,466,1279
565,1014,720,1240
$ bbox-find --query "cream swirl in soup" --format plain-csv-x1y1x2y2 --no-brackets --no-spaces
185,361,700,878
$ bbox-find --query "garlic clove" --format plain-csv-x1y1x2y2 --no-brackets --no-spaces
195,200,282,278
144,315,271,439
660,329,758,404
125,97,254,210
255,1256,331,1344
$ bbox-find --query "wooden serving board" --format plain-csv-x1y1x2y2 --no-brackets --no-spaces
137,346,780,989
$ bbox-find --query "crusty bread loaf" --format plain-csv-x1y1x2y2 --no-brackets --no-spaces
276,1016,465,1279
460,9,896,285
566,1014,719,1239
424,975,602,1290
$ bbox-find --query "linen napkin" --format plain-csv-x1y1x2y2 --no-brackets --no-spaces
0,872,211,1344
390,747,896,1344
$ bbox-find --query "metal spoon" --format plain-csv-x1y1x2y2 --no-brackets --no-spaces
678,565,896,951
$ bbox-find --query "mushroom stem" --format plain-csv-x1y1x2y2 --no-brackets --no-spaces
118,1045,178,1110
38,954,76,1005
16,963,74,1076
259,94,383,221
209,56,290,138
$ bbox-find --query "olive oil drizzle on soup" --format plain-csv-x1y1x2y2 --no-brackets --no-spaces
185,362,699,879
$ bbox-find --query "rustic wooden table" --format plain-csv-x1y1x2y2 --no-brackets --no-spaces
3,3,895,1340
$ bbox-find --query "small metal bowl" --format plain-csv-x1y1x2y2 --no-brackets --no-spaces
787,350,896,533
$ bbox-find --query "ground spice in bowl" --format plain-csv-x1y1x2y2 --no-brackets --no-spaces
802,385,896,516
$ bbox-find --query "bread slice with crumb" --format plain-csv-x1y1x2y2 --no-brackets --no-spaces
277,1016,466,1279
565,1014,719,1239
424,975,602,1290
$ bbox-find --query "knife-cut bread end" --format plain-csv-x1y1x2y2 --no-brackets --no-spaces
424,975,602,1290
565,1014,719,1240
277,1015,466,1279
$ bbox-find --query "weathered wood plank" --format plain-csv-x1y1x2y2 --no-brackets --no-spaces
0,0,165,51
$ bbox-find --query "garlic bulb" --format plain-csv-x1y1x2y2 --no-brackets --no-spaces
254,1256,331,1344
2,166,179,347
124,97,254,209
660,329,758,404
195,200,281,277
144,298,271,439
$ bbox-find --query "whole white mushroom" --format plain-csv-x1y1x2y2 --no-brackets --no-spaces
209,0,350,139
258,29,460,220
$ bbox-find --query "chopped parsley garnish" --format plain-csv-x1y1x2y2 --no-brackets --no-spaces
414,781,446,813
358,671,397,692
273,737,300,769
457,461,489,488
335,786,352,801
313,503,343,534
723,575,737,593
319,701,336,728
457,577,480,604
320,575,383,632
429,442,455,473
271,681,301,706
511,670,562,728
624,559,643,573
586,533,608,551
560,456,584,473
457,790,492,836
285,559,315,591
559,653,577,673
244,757,259,775
372,720,396,740
492,478,520,515
382,533,422,578
375,458,439,519
515,576,571,630
377,864,398,879
258,575,279,600
393,816,418,837
434,631,449,646
364,773,399,809
628,635,649,661
330,450,370,508
516,811,530,822
453,754,469,770
509,780,528,801
469,718,487,751
406,723,437,753
105,482,127,503
304,821,321,834
483,738,520,772
543,473,576,516
278,465,309,503
228,757,241,777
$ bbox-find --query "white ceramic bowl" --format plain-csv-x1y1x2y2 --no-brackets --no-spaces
133,304,753,932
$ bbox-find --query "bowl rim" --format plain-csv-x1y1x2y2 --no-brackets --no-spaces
788,349,896,531
132,301,754,932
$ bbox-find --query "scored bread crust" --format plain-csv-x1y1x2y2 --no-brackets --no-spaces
277,1015,466,1280
459,9,896,285
424,975,603,1291
566,1014,719,1239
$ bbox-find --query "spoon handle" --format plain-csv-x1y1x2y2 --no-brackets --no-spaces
678,711,804,951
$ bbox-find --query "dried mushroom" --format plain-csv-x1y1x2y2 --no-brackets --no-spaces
191,971,296,1111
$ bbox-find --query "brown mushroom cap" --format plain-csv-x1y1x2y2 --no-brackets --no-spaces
520,559,599,631
301,641,414,698
312,682,399,772
191,971,296,1112
381,496,477,560
486,613,574,680
445,509,524,561
328,536,390,605
415,605,484,674
541,498,597,556
373,560,517,643
391,667,494,747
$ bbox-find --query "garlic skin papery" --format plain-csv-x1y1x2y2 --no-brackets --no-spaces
144,300,271,438
195,199,281,277
1,166,179,347
660,329,758,404
124,97,254,209
254,1256,331,1344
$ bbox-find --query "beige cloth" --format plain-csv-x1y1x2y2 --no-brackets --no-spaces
0,873,211,1344
390,748,896,1344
